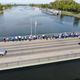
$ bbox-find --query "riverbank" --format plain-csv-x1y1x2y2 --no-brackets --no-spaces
0,4,12,13
62,11,80,19
0,11,3,14
41,8,80,18
31,0,80,18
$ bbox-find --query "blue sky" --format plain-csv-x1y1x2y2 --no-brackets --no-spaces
0,0,80,4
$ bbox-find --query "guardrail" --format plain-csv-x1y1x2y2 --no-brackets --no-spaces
0,52,80,70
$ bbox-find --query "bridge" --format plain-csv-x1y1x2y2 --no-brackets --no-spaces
0,38,80,70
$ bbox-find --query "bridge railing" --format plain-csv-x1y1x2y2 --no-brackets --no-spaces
0,52,80,70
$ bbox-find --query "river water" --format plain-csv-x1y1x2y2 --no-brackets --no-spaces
0,6,80,37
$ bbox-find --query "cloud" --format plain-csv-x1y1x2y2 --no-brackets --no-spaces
74,0,80,3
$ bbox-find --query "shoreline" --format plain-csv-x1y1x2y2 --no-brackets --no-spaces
61,11,80,19
39,7,80,18
0,11,3,14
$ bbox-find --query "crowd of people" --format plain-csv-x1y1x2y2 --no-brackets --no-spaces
1,32,80,42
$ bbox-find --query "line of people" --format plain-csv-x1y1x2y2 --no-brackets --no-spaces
1,32,80,42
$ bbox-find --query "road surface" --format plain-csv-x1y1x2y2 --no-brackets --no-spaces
0,38,80,70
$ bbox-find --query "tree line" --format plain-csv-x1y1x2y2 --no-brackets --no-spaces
30,0,80,13
0,4,12,11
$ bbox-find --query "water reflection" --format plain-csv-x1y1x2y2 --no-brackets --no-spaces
59,14,64,21
73,17,80,27
59,15,80,27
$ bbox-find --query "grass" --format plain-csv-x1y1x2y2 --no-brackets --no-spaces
62,11,80,18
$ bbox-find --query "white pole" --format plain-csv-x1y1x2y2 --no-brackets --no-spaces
35,21,37,35
31,19,32,36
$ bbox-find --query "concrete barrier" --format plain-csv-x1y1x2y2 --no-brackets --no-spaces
0,52,80,71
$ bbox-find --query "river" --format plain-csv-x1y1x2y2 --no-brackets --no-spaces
0,6,80,37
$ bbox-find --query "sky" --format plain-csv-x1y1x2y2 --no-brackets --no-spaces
0,0,80,4
0,0,53,4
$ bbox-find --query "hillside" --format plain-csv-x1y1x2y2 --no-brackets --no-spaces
50,0,80,12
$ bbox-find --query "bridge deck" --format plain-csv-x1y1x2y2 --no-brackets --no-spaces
0,38,80,70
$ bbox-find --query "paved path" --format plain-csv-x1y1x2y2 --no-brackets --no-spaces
0,38,80,70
